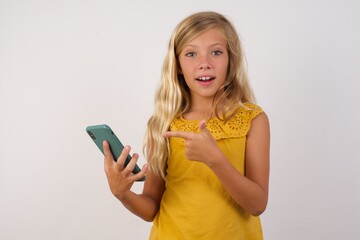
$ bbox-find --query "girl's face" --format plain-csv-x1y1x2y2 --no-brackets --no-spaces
178,28,229,103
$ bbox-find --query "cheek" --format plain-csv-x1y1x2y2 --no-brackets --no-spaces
178,56,187,69
179,62,193,78
183,75,193,87
221,59,229,77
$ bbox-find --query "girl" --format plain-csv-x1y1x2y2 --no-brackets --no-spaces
103,11,270,240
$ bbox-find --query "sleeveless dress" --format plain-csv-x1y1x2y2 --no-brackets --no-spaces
149,103,264,240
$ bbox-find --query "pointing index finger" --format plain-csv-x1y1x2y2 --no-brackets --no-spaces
163,131,191,140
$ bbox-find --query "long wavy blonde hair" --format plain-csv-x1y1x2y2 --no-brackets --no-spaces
143,11,255,179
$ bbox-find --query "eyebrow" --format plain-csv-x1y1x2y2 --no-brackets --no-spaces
184,43,226,48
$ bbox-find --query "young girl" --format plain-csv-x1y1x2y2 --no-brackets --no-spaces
103,11,270,240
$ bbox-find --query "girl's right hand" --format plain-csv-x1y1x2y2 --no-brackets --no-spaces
103,140,147,200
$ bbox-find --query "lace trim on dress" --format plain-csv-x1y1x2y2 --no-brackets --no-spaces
170,103,263,144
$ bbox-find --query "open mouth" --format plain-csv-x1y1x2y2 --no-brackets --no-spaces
196,76,215,82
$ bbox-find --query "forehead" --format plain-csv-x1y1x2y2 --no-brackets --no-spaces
185,28,227,47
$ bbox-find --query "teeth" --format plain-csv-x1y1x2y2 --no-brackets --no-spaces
198,77,212,81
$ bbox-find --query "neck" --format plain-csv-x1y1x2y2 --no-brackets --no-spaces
184,96,227,120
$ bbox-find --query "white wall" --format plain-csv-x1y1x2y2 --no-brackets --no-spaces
1,0,359,239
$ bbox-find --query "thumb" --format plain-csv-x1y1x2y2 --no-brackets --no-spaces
199,119,210,135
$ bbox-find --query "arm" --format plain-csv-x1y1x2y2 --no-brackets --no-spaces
103,141,165,222
116,170,165,222
208,112,270,216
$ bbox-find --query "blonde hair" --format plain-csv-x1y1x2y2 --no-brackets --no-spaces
143,11,255,179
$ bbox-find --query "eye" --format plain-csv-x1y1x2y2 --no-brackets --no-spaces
212,50,223,56
185,52,196,57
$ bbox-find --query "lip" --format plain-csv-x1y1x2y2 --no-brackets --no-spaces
195,75,216,86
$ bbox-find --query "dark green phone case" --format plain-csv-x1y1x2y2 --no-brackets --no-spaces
86,124,145,181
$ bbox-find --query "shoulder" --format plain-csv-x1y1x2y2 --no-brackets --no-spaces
226,102,267,137
229,102,264,128
246,106,270,140
236,102,263,119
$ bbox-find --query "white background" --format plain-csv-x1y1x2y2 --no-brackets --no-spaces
1,0,359,239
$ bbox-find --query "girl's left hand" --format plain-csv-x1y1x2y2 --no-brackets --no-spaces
163,120,224,166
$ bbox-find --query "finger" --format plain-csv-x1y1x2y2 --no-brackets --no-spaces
133,164,148,181
115,145,131,170
124,152,139,174
103,141,115,169
163,131,191,140
199,119,211,135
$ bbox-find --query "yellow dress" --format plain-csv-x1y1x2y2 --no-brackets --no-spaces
149,103,264,240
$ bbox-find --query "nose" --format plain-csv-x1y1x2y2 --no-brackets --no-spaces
199,63,211,70
198,56,212,70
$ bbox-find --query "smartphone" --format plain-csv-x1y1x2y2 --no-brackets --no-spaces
86,124,145,181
